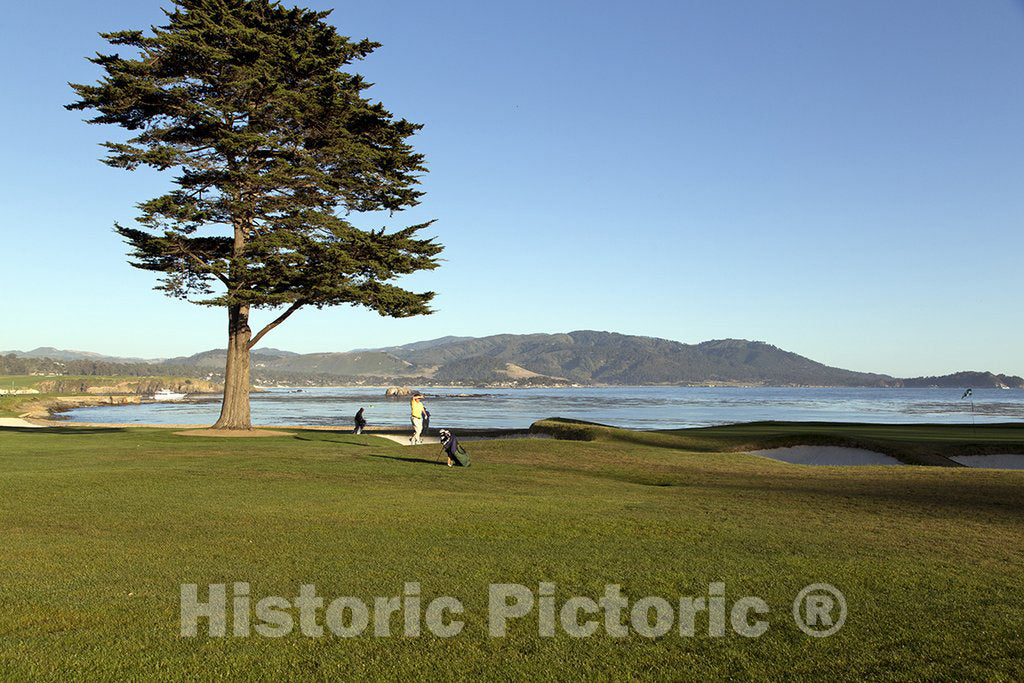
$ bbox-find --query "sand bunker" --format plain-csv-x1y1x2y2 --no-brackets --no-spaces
751,446,905,466
0,418,43,428
950,455,1024,470
372,434,441,446
370,433,552,446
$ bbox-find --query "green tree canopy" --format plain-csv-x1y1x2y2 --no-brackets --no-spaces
67,0,443,428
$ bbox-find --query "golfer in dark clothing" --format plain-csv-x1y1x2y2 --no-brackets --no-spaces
353,407,367,434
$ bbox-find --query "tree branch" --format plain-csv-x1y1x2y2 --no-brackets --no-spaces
176,241,230,287
247,300,304,350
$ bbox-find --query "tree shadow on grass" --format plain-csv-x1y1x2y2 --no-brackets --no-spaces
364,453,445,466
0,427,127,435
291,433,381,448
552,461,1024,518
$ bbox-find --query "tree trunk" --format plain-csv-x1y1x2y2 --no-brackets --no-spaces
212,304,253,430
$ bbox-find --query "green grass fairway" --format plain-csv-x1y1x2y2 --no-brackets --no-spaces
2,423,1023,680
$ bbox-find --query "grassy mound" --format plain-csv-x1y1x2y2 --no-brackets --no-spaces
532,417,1024,465
1,424,1023,679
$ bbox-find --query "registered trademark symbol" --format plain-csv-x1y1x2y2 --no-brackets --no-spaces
793,583,847,637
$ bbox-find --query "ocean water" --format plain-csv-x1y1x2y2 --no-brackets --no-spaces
60,386,1024,430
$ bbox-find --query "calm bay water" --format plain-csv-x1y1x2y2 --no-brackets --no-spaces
62,386,1024,430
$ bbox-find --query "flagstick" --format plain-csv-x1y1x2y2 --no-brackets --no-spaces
962,388,976,436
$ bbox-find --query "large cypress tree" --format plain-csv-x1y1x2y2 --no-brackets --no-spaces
68,0,442,429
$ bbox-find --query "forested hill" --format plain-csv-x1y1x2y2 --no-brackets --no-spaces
374,331,896,386
5,331,1023,387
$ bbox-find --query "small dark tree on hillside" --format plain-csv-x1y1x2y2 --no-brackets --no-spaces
68,0,442,429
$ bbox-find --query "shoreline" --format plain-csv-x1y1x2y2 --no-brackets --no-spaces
12,391,223,421
18,418,537,439
16,394,143,420
16,385,1024,430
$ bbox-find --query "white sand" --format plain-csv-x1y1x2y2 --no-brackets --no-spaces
0,418,43,428
372,434,441,446
950,454,1024,470
751,446,905,466
371,433,551,447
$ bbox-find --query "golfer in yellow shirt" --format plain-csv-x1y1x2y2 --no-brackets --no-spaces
410,393,426,445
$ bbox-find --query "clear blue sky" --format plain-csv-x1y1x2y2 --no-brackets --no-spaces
2,1,1023,376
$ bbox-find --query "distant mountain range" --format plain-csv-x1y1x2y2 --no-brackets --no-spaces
1,347,153,364
164,348,416,377
4,332,1023,388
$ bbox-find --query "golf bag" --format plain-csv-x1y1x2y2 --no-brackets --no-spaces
438,429,470,467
